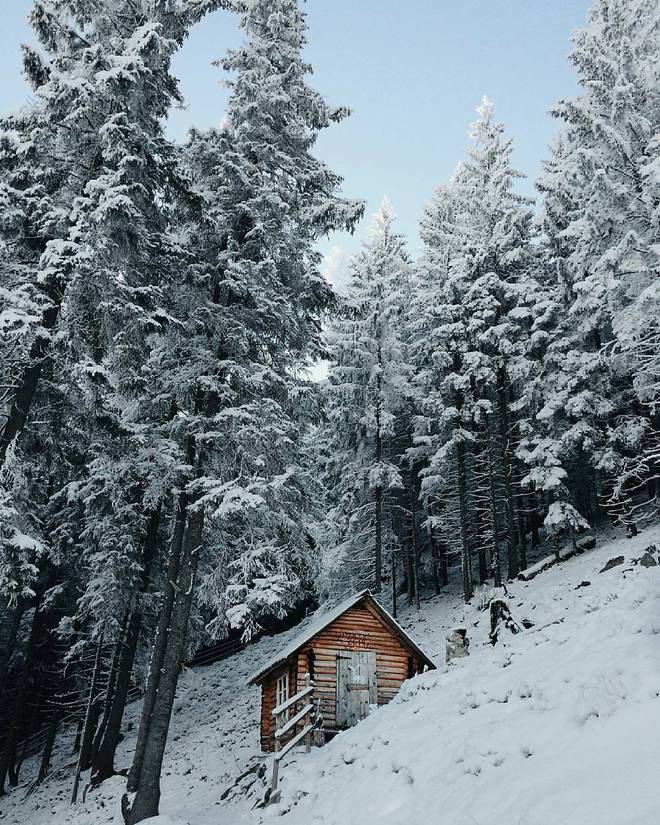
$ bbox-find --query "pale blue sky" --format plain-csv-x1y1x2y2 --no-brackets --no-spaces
2,0,592,268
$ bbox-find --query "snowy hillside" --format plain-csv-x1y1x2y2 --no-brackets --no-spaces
268,526,660,825
2,525,659,825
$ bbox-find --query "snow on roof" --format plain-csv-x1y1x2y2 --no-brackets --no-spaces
247,589,435,685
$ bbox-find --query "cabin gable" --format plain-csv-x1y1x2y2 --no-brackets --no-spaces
293,602,423,733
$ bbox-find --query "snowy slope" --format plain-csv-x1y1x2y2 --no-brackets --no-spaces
2,525,659,825
266,526,660,825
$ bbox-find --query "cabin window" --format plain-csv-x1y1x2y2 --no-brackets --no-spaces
276,671,289,710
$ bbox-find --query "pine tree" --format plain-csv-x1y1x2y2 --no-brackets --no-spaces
123,1,362,820
412,100,536,598
529,0,660,531
320,200,411,599
0,0,225,792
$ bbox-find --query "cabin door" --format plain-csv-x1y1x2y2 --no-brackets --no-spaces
336,650,377,728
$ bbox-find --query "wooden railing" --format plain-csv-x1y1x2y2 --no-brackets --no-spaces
271,674,315,793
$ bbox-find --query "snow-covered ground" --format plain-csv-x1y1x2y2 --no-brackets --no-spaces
2,524,659,825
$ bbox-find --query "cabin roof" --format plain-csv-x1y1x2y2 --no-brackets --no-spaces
247,589,436,685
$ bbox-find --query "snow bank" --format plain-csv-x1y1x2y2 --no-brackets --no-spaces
265,527,660,825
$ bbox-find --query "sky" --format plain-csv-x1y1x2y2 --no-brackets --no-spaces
1,0,593,285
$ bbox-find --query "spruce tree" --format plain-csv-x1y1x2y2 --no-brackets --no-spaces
320,200,412,598
123,1,362,820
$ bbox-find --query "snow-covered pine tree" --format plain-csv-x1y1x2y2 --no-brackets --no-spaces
57,0,240,790
412,100,536,598
320,199,411,600
1,0,228,791
558,0,659,404
528,0,660,532
123,1,363,820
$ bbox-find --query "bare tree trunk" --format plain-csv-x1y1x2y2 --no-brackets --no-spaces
36,710,62,785
72,719,83,755
91,613,128,765
373,358,383,593
437,531,449,586
123,505,203,825
486,423,502,588
429,533,441,595
477,534,488,585
0,299,61,467
125,495,187,798
90,610,139,783
12,698,39,786
529,492,541,547
374,486,383,593
0,599,25,699
457,441,473,602
517,511,528,571
92,509,161,783
391,550,397,618
0,600,42,795
497,366,519,579
71,630,105,804
402,462,421,607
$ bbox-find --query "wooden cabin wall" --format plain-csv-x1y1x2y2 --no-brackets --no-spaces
260,658,298,752
294,602,421,733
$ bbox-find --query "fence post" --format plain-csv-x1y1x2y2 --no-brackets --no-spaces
271,694,282,794
304,674,312,753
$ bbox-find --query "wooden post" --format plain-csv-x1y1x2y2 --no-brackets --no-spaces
304,674,312,753
271,738,280,793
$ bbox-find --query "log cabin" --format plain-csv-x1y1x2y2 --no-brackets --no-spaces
248,589,436,752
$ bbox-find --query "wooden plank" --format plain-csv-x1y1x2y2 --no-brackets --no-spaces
275,703,314,739
337,650,377,727
272,684,313,716
274,724,314,761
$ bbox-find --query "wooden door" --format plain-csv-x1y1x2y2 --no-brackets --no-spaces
336,650,377,728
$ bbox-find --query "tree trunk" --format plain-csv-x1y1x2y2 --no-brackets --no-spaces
125,495,187,797
91,612,128,765
91,509,161,783
373,356,383,593
0,600,42,795
0,299,61,467
497,366,519,579
391,550,397,618
0,599,25,699
436,531,449,587
517,511,528,571
374,486,383,593
36,710,61,785
486,423,502,588
456,441,473,602
72,719,83,755
404,464,421,608
90,610,140,783
477,536,488,585
429,533,441,595
71,630,105,804
529,492,541,547
12,697,39,786
123,505,204,825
